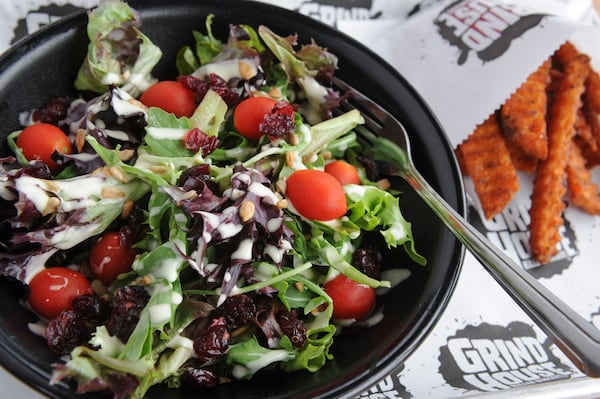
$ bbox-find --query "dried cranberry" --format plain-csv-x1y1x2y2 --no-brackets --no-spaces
216,294,256,330
193,317,230,363
357,155,380,181
46,310,88,355
186,368,219,388
177,74,239,106
21,162,52,179
177,164,211,191
183,128,220,156
352,247,382,279
107,285,150,342
276,309,306,348
33,97,70,124
72,293,111,323
259,100,296,139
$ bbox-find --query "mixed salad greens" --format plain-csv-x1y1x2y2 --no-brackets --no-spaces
0,1,425,398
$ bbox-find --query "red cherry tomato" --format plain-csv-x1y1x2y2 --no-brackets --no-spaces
285,169,347,221
140,81,197,117
16,123,72,171
324,274,376,320
233,96,277,139
89,231,137,285
324,160,360,185
28,267,92,320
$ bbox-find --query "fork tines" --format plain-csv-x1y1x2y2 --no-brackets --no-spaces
332,77,384,135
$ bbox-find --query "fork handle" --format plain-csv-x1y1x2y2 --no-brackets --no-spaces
404,166,600,377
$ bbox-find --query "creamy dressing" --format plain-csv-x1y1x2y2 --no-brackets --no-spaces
23,248,59,284
153,258,180,283
266,218,282,233
171,291,183,305
14,175,50,213
54,175,110,199
231,349,291,379
166,335,195,352
101,72,122,86
111,87,147,116
387,221,407,241
103,128,131,142
0,183,15,201
339,240,355,257
223,188,244,201
51,223,103,249
344,184,367,198
233,171,252,185
192,58,259,81
247,182,279,205
264,244,283,264
231,239,253,261
148,303,172,325
217,221,243,239
377,269,411,295
27,321,47,337
146,127,188,140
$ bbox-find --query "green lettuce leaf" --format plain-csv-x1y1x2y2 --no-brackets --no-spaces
74,0,162,96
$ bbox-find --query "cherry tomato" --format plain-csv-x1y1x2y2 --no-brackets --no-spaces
233,96,277,139
324,274,376,320
28,267,92,320
285,169,347,221
140,81,197,117
16,123,72,172
324,160,360,185
89,231,137,285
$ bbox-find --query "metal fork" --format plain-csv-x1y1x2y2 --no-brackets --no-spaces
333,77,600,377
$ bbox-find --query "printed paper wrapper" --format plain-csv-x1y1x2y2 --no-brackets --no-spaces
1,1,600,399
336,1,600,397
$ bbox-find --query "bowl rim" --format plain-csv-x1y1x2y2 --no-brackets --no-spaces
0,1,467,398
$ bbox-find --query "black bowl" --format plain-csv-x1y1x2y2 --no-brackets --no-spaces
0,1,465,398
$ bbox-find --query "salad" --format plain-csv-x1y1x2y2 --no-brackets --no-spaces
0,1,425,398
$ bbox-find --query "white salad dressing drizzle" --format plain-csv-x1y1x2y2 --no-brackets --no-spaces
111,87,147,117
14,175,50,213
146,127,188,140
52,223,103,250
231,349,291,379
192,58,259,81
247,182,279,205
153,258,180,283
231,239,253,261
266,218,282,233
148,303,172,325
263,244,283,264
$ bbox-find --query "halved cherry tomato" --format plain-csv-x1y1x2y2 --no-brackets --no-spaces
16,123,72,172
89,231,137,285
140,81,197,117
233,96,277,139
28,267,92,320
324,160,360,185
285,169,347,221
324,274,376,320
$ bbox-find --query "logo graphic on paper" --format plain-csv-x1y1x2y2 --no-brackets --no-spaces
11,4,87,45
296,0,381,27
359,367,410,399
434,0,547,65
468,200,579,274
438,322,573,392
592,309,600,330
